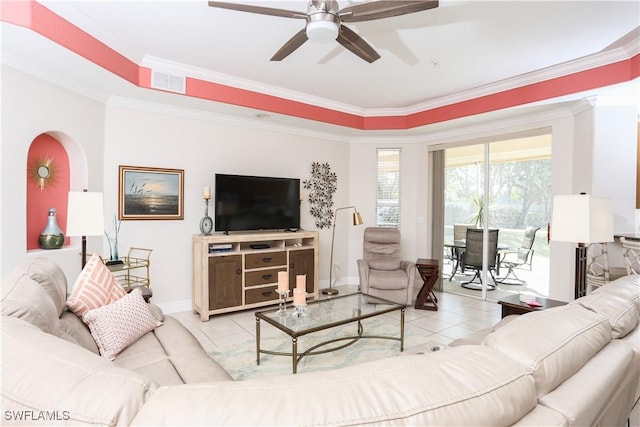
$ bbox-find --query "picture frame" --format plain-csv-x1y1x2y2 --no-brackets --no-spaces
118,165,184,220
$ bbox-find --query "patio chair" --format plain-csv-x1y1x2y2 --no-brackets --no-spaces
460,228,499,291
446,223,474,280
620,237,640,275
585,242,627,294
357,227,415,305
497,226,540,285
453,223,474,241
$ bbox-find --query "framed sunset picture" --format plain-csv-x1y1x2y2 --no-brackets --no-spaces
118,165,184,220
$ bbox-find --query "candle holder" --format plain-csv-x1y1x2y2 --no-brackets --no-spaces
276,289,289,316
199,197,213,236
292,304,306,318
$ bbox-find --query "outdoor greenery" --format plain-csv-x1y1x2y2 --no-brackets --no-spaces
376,149,401,227
445,158,552,230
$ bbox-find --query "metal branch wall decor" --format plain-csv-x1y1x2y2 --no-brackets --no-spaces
303,162,337,229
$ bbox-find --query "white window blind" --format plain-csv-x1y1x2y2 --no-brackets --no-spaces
376,148,401,227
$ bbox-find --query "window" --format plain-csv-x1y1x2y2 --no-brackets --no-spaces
376,148,401,227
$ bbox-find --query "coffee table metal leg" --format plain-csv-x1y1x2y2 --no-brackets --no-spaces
292,337,298,374
256,317,261,366
400,308,405,351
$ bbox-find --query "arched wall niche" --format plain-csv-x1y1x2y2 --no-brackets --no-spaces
26,131,88,250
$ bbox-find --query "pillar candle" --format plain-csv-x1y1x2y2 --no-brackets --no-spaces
293,288,306,306
296,274,306,290
204,186,211,199
277,271,288,292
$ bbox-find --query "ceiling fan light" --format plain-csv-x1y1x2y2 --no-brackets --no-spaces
306,20,339,42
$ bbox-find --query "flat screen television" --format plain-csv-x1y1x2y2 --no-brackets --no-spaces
214,173,300,233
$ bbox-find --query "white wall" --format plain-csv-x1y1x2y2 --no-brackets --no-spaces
102,104,350,309
591,96,638,233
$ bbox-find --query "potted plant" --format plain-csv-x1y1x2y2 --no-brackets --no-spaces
470,196,484,227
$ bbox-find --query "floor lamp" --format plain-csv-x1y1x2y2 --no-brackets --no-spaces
66,191,105,269
550,194,613,299
322,206,363,296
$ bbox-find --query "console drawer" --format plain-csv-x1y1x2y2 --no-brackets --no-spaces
245,252,286,269
246,285,278,304
245,267,286,287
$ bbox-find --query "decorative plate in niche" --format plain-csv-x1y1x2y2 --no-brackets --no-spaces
303,162,337,229
29,155,57,191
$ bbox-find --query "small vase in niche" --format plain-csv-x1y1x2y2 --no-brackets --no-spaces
39,208,64,249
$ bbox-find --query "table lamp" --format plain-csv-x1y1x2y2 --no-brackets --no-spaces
550,194,613,299
66,191,105,269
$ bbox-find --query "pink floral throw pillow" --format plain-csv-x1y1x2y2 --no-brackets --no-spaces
66,253,127,318
83,288,162,361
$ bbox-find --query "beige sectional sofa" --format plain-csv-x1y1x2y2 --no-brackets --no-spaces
2,257,639,426
1,258,231,425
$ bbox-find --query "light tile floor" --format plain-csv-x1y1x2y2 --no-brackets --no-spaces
171,285,501,356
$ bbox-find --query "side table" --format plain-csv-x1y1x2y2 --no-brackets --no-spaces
415,259,439,311
498,294,566,318
105,247,153,302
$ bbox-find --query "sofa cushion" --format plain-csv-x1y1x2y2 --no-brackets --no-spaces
20,257,68,316
1,316,157,426
1,272,61,334
511,405,568,426
115,316,233,385
151,316,233,383
483,304,611,397
537,340,638,427
132,345,537,426
67,253,127,318
593,274,640,312
84,288,162,361
114,330,186,385
573,291,639,339
58,310,99,354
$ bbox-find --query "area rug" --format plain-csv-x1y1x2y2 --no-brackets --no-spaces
208,318,426,380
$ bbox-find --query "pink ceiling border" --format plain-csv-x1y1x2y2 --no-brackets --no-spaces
3,0,639,131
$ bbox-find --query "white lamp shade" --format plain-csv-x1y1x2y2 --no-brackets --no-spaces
66,192,105,237
551,194,613,243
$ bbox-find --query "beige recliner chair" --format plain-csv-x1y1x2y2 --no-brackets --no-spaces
357,227,415,305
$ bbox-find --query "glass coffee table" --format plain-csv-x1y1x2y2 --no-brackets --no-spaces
255,292,405,374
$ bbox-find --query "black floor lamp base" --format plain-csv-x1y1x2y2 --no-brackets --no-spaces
321,288,339,296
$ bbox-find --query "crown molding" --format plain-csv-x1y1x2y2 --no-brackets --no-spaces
106,95,352,143
141,55,366,116
350,103,575,145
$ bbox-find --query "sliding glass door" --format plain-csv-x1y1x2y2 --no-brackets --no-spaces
440,134,552,299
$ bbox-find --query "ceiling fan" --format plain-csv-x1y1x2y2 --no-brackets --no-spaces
208,1,439,63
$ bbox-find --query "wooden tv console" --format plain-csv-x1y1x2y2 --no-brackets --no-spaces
192,231,319,321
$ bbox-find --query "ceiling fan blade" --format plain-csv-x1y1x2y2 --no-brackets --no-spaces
208,2,307,19
340,0,438,22
270,29,309,61
337,25,380,63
